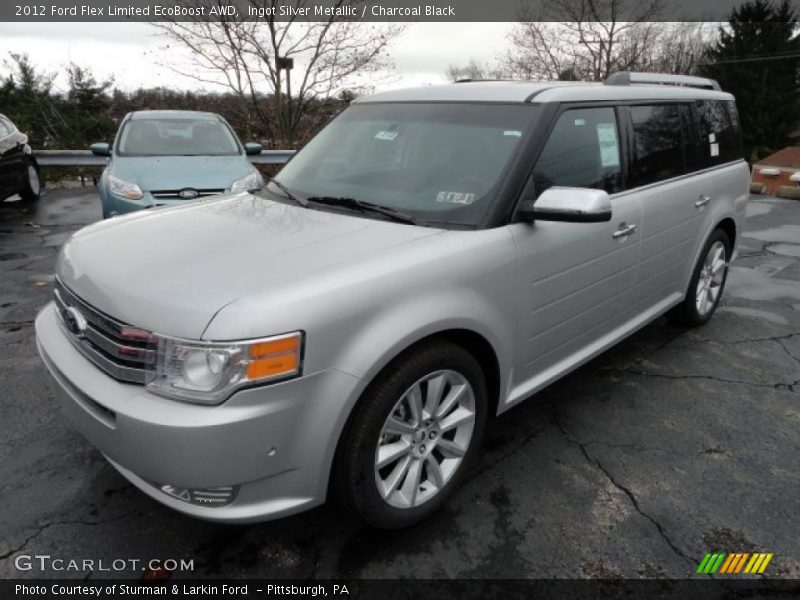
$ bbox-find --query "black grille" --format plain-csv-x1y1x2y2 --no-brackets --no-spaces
53,279,155,384
151,189,224,199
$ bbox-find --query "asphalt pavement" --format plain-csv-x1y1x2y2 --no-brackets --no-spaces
0,189,798,580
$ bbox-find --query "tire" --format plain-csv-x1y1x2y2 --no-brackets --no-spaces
667,228,731,327
334,340,488,529
19,160,41,203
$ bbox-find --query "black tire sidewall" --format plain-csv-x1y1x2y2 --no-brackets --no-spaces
338,340,488,529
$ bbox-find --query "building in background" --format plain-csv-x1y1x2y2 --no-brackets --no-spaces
750,147,800,198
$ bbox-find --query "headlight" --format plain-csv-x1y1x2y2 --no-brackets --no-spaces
108,175,144,200
145,331,303,404
231,169,264,192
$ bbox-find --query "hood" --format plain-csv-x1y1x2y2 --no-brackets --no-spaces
56,194,442,339
110,155,253,191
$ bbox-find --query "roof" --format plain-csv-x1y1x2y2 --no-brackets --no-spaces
129,110,220,121
356,80,733,105
754,147,800,169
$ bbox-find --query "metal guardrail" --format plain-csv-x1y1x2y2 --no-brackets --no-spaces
33,149,295,167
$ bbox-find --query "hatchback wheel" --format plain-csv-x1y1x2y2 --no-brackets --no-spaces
668,228,731,327
334,340,487,529
20,162,41,202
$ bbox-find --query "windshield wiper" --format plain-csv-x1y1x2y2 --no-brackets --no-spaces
268,178,308,207
305,196,419,225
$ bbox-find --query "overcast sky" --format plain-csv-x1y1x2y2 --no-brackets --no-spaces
0,22,513,93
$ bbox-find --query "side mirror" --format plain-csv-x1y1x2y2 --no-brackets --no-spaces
90,142,111,157
518,187,612,223
244,142,263,155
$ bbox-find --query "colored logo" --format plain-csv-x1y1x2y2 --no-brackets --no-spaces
697,552,773,575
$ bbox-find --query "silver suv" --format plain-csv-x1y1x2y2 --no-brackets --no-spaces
36,73,748,528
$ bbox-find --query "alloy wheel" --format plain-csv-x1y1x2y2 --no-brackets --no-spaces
695,240,727,317
374,369,476,509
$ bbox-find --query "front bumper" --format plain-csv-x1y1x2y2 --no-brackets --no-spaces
35,303,362,523
102,190,230,217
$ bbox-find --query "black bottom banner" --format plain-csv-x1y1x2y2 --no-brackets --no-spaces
4,579,800,600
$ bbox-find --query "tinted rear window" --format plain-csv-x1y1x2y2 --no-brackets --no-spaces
629,105,685,188
696,100,742,166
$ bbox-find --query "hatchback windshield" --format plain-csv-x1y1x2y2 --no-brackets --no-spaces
272,103,537,226
117,118,240,157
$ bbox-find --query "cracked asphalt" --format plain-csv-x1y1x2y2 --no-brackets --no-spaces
1,190,798,580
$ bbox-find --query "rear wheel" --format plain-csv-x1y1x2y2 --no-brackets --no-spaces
668,228,731,327
20,161,41,202
334,340,487,529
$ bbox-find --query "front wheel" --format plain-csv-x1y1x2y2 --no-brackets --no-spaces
20,161,41,202
668,228,731,327
334,340,488,529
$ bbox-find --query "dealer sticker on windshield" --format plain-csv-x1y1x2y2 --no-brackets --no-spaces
436,191,476,205
374,130,399,141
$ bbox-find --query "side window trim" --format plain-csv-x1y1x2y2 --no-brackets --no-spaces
679,104,698,174
616,105,633,194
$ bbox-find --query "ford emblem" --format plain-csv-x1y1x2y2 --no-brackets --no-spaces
178,188,199,200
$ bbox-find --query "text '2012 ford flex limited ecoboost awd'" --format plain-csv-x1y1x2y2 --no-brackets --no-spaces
36,73,748,529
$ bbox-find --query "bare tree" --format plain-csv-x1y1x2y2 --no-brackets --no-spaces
500,0,669,81
643,22,717,75
154,0,405,145
444,59,504,82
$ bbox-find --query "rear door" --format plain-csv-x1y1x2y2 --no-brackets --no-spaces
621,103,706,313
509,105,642,400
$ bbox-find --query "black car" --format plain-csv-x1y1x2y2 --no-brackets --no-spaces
0,113,40,202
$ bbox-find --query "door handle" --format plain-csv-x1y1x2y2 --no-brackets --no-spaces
612,223,637,239
695,195,711,208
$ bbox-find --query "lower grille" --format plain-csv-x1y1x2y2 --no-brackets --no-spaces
53,279,154,384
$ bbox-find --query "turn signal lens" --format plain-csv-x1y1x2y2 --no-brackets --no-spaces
146,331,304,404
247,334,301,381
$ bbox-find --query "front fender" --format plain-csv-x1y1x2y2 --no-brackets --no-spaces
332,285,514,398
202,226,519,492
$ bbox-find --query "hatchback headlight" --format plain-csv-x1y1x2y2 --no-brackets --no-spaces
231,169,264,192
146,331,303,404
108,175,144,200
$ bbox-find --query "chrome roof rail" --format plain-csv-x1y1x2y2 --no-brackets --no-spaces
605,71,721,91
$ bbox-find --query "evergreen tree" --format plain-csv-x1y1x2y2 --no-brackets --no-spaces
0,53,56,147
701,0,800,161
56,64,115,148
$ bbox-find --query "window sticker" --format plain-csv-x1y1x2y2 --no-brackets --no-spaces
574,118,586,126
709,133,716,143
436,191,476,205
596,123,620,168
504,130,522,137
710,143,720,157
374,130,399,141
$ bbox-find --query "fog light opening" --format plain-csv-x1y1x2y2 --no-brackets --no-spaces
159,483,239,507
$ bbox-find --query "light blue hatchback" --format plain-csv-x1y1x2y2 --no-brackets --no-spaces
91,110,264,218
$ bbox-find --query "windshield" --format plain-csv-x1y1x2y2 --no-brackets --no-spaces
117,118,241,157
272,103,536,226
